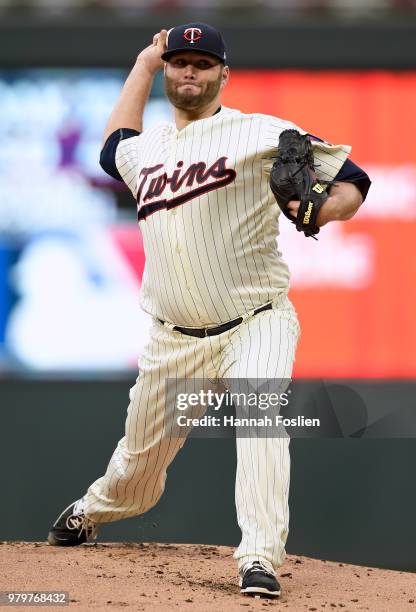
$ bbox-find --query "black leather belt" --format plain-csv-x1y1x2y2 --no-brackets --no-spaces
158,302,273,338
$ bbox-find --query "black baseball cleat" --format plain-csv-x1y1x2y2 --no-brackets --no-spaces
240,560,281,598
47,499,98,546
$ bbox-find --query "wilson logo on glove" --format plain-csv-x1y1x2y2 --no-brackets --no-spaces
303,202,314,224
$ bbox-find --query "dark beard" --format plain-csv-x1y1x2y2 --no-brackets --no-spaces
164,72,223,111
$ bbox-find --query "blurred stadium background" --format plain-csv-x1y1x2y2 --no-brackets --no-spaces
0,1,415,570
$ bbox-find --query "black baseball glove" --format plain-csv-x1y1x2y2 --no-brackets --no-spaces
269,129,332,239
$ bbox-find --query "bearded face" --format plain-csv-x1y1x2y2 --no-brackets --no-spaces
164,52,227,111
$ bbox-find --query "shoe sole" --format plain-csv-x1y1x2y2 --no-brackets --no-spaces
47,532,86,547
241,586,281,597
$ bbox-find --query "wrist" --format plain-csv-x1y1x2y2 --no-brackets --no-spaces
134,58,161,78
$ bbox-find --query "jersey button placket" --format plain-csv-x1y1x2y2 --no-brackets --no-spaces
170,210,195,295
168,204,188,288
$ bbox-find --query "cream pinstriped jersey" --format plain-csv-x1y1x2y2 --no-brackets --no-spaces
115,106,351,327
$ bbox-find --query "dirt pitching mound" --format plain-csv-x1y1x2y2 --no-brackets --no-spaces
0,542,414,611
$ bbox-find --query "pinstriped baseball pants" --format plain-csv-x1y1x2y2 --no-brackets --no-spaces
83,291,300,571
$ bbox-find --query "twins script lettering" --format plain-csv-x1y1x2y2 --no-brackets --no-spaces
136,157,236,221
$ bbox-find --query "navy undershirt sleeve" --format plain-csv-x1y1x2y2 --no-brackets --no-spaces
99,128,141,182
334,158,371,202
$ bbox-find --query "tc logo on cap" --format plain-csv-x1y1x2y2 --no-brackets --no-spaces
183,27,202,44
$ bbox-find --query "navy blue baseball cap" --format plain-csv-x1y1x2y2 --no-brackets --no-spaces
161,22,227,64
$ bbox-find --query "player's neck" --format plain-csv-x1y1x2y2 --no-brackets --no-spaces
174,98,222,130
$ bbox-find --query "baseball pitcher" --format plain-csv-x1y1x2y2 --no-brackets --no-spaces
47,23,371,598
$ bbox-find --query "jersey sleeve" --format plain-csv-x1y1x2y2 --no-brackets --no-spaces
99,128,141,197
261,116,351,182
304,131,351,182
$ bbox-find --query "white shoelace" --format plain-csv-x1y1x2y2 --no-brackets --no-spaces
65,508,97,542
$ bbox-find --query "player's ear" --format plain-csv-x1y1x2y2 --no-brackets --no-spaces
221,65,230,88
